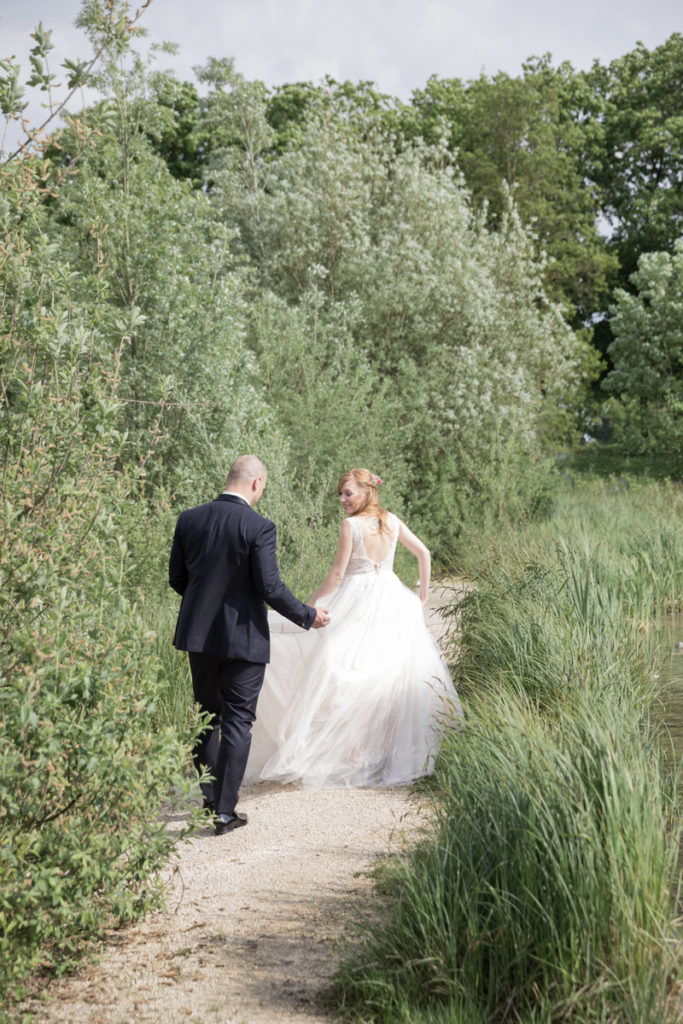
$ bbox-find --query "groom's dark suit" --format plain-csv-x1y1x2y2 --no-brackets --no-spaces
169,493,316,816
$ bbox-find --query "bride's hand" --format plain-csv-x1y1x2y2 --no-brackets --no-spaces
312,606,331,629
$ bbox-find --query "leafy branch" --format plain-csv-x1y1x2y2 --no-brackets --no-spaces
0,0,153,167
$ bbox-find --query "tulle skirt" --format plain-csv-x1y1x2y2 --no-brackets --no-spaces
246,570,462,788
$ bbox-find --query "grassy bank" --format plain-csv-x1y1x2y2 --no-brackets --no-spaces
332,478,682,1023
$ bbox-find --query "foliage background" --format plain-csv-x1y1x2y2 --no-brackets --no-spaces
0,0,681,1011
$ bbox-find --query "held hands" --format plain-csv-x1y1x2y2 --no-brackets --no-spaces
312,606,331,629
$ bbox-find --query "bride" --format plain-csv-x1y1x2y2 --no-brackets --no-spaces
246,468,462,787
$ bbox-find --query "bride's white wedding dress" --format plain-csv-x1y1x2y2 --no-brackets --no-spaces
246,512,462,787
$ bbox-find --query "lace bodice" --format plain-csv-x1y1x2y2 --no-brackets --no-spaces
345,512,399,576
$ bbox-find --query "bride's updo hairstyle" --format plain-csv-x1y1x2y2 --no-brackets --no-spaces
338,468,390,535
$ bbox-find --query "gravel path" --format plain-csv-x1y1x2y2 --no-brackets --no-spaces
19,588,460,1024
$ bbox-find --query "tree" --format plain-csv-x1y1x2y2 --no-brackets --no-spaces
144,73,203,184
603,242,683,462
408,58,615,328
265,76,407,151
209,105,587,554
579,34,683,284
47,48,267,507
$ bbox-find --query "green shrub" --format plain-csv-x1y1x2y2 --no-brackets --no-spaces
0,225,200,1002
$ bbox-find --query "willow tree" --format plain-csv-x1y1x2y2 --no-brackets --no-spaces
208,97,589,555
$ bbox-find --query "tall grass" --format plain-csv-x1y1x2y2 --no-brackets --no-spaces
151,598,196,733
332,478,682,1023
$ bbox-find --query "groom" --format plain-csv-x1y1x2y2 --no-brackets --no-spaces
169,455,330,835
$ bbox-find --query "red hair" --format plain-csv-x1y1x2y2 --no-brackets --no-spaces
337,468,389,535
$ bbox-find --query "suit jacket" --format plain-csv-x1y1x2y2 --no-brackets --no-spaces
169,493,315,662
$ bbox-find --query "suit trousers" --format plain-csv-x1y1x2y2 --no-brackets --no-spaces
188,652,266,815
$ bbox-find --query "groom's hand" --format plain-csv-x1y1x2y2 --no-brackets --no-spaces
311,607,331,629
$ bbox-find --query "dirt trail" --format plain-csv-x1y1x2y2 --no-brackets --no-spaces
19,587,461,1024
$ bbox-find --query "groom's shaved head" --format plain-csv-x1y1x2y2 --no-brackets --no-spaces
227,454,266,485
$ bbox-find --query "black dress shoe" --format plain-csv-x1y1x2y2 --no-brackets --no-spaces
202,799,216,815
214,812,248,836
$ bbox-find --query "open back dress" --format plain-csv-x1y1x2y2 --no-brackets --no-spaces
246,512,462,787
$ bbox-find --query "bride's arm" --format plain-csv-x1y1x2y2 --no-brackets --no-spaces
310,518,353,604
397,519,431,604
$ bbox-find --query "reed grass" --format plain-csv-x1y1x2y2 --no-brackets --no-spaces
140,598,196,737
332,477,682,1023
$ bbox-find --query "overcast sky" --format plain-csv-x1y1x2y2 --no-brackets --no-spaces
0,0,681,107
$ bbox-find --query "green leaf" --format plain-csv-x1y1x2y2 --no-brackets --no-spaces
29,22,54,58
62,57,89,90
